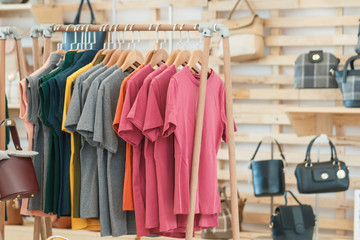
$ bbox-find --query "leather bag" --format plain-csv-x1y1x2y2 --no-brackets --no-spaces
218,0,264,62
335,55,360,107
270,191,315,240
295,136,349,194
294,50,339,88
0,119,39,201
250,139,286,197
62,0,105,51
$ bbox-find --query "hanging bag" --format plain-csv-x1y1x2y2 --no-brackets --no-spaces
62,0,105,51
295,136,349,194
249,139,286,197
294,50,339,88
218,0,264,62
335,55,360,107
0,119,39,201
270,191,315,240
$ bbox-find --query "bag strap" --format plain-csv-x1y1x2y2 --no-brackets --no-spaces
250,139,285,161
227,0,256,20
342,55,360,83
284,190,302,206
0,119,22,151
74,0,96,24
305,135,338,165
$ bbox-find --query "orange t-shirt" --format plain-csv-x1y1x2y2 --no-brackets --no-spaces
113,65,144,211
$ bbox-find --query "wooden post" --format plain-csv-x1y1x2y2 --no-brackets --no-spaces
185,35,211,240
15,39,27,80
32,37,41,71
0,38,6,240
44,217,52,237
222,36,240,240
33,217,41,240
43,37,51,64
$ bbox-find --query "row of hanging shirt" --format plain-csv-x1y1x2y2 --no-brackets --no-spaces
19,26,233,238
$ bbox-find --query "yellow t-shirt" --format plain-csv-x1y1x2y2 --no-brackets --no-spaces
62,62,101,230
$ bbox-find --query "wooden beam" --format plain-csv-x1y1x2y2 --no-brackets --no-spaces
264,16,359,28
220,74,293,85
265,35,357,47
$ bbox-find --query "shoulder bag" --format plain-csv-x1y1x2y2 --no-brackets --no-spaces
250,139,286,197
62,0,105,51
218,0,264,62
335,55,360,107
294,50,339,88
270,191,315,240
295,136,349,194
0,119,39,201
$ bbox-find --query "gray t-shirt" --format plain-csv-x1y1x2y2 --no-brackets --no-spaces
93,69,136,237
76,65,117,221
26,53,63,211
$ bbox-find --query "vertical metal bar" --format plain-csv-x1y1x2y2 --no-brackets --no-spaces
168,4,173,52
0,38,6,240
185,35,211,240
222,36,240,240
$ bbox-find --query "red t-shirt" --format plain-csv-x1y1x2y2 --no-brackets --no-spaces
163,66,229,215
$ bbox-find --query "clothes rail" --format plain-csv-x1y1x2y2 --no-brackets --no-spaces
29,23,239,240
0,27,53,240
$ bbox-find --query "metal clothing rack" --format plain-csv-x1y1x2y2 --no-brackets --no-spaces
0,23,240,240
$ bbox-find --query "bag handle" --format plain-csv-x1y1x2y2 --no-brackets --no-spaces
0,119,22,151
342,55,360,83
74,0,96,24
305,136,338,165
284,190,302,206
250,138,285,162
218,186,231,209
227,0,256,20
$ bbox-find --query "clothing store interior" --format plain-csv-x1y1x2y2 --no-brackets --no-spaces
1,0,360,240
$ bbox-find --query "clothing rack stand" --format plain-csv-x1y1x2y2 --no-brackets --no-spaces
2,23,239,240
0,27,53,240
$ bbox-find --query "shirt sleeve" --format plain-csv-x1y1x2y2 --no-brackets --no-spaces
126,83,148,132
142,81,163,142
162,78,178,137
117,82,144,147
64,79,82,133
221,84,237,143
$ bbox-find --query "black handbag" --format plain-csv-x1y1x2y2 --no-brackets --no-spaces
270,191,315,240
250,139,286,197
62,0,105,51
295,136,349,194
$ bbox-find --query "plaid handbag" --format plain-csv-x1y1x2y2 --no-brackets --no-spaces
201,187,246,239
294,50,339,88
335,55,360,107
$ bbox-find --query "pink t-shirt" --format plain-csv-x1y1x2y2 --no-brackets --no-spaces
163,66,228,215
127,64,167,230
118,64,155,237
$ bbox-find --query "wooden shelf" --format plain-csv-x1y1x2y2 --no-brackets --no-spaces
0,4,31,12
286,106,360,137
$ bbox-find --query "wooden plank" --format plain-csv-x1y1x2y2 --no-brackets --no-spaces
234,112,290,125
243,212,353,231
208,0,360,11
30,5,64,24
264,16,359,28
233,89,343,101
210,55,353,66
240,193,354,210
265,35,357,47
220,74,293,85
217,149,360,167
0,4,32,11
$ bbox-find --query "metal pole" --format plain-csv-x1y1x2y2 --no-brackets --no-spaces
0,38,6,240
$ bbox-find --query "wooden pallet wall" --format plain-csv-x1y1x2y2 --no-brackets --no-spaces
204,0,360,238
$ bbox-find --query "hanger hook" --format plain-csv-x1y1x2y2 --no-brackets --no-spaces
81,24,86,49
85,24,91,50
102,24,109,48
155,24,161,48
129,24,135,49
123,24,130,46
114,24,120,48
64,24,73,46
148,24,154,31
108,24,116,49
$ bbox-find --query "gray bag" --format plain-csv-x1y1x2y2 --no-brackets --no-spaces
335,55,360,108
294,50,339,88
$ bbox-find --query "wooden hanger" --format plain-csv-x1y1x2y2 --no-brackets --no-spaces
121,50,144,72
165,49,180,66
149,49,168,68
91,49,105,65
187,50,202,74
173,50,191,69
102,49,116,65
116,50,130,68
106,49,123,67
143,50,155,65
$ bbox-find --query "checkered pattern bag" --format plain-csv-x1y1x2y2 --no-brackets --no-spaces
335,55,360,108
294,50,339,88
